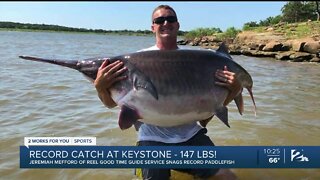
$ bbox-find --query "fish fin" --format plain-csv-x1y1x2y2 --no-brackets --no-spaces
133,73,158,100
198,116,213,127
119,105,141,130
247,87,257,116
133,121,143,131
234,91,244,115
217,42,232,59
215,106,230,128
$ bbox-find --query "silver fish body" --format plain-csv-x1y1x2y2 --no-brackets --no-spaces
19,44,256,130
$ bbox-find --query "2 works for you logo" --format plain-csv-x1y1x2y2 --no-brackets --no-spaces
290,149,309,162
24,137,96,148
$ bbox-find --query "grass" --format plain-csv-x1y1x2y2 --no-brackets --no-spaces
247,21,320,40
184,21,319,41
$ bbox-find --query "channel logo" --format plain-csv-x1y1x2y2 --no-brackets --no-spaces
290,149,309,162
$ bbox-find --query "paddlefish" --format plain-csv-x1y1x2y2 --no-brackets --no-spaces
19,43,256,130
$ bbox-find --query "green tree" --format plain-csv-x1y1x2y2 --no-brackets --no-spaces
315,1,320,21
270,15,282,24
219,27,241,39
224,27,240,38
242,21,259,30
259,15,282,26
185,27,222,40
281,1,317,23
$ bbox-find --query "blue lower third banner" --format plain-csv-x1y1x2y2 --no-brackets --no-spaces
20,146,320,168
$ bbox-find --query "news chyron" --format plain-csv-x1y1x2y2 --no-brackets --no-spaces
20,137,320,168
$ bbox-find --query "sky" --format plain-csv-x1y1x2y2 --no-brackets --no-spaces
0,1,287,32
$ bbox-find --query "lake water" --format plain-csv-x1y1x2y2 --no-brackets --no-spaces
1,31,319,179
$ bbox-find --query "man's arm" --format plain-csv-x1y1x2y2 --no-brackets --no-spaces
95,86,117,108
94,60,127,108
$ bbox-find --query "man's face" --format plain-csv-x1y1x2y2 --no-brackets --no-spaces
151,8,180,39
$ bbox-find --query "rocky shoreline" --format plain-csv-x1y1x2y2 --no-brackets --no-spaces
178,31,320,63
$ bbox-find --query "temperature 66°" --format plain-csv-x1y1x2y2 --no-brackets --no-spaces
269,157,280,163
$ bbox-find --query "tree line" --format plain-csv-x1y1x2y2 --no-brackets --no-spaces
0,21,187,36
243,1,319,29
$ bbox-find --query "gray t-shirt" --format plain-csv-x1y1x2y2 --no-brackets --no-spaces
136,45,203,143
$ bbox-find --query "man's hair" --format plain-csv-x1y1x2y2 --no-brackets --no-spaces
151,5,178,22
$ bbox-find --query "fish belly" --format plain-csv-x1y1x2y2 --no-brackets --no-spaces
115,88,226,127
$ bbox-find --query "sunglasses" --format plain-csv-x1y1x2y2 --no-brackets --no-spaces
153,16,177,25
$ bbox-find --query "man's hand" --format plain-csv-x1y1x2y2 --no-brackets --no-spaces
94,59,127,108
215,66,242,106
200,66,241,127
94,59,127,90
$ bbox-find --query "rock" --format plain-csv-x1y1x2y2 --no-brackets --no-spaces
241,50,276,57
262,41,283,52
266,27,274,31
179,24,319,62
310,57,320,62
207,36,221,42
228,44,241,51
229,50,242,55
200,37,208,43
258,44,266,51
291,40,306,52
311,34,320,41
275,51,294,60
234,31,285,45
241,49,257,56
289,52,313,62
209,45,219,50
303,41,320,54
194,37,201,42
201,42,209,46
188,37,201,46
281,42,291,51
189,42,198,46
257,51,277,57
248,43,259,50
177,40,188,45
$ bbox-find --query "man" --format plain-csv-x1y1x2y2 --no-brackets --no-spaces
94,5,239,180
